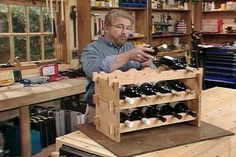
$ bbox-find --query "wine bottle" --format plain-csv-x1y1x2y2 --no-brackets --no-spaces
120,112,134,128
152,60,161,68
170,102,197,117
153,81,180,96
156,104,182,119
140,106,166,122
140,106,156,118
122,108,144,121
122,108,150,125
167,80,193,94
145,44,168,56
139,82,156,96
119,86,135,105
124,84,147,100
159,56,186,70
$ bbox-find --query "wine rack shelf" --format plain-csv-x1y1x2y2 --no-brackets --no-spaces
119,91,197,109
93,68,202,142
120,113,196,133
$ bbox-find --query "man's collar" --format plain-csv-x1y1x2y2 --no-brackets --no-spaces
99,36,124,49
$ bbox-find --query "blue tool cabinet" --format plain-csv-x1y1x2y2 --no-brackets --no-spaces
203,47,236,89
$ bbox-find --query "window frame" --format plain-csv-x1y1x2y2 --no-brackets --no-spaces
0,0,67,68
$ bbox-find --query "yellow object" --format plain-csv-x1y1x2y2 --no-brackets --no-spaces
0,70,14,86
220,3,226,10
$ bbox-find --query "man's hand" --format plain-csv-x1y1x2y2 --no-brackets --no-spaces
127,44,154,62
110,44,155,72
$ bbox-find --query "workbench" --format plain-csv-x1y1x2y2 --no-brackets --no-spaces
56,87,236,157
0,78,87,157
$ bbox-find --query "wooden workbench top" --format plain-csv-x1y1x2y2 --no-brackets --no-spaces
56,87,236,157
0,78,87,111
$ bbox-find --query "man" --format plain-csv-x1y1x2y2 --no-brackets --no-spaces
81,9,155,123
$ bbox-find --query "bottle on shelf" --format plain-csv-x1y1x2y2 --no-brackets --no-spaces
152,60,161,68
156,104,182,119
138,82,163,98
119,86,135,105
153,81,180,96
166,80,193,94
124,84,147,100
139,82,156,96
159,56,186,70
140,106,167,122
170,102,197,117
120,112,134,128
121,108,151,125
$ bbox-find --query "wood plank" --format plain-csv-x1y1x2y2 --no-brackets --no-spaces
93,68,201,87
0,109,19,122
0,78,86,111
120,113,196,133
119,91,197,109
19,106,31,157
77,0,91,54
136,136,231,157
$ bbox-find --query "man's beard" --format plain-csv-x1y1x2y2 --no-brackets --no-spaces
114,36,127,47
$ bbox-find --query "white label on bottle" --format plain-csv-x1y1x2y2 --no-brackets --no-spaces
141,118,151,125
163,56,174,60
124,120,134,128
125,97,135,105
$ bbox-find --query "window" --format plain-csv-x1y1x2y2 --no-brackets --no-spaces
0,1,63,65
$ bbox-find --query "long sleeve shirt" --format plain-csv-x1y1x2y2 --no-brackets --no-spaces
81,36,141,104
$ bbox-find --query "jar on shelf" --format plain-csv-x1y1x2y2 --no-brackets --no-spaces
176,19,187,34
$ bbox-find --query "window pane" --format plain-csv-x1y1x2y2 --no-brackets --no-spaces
0,37,10,64
29,6,40,32
30,36,41,61
0,4,9,33
11,5,26,33
42,8,52,32
14,36,27,62
44,35,55,59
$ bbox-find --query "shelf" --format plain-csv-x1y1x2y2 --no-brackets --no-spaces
204,78,235,84
120,113,196,133
0,78,86,157
202,10,236,13
0,109,19,122
128,36,146,40
156,49,189,58
119,91,197,110
152,33,190,38
94,68,201,142
202,33,236,36
91,6,146,11
91,36,146,41
152,9,191,13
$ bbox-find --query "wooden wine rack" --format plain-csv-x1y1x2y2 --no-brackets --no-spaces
92,67,202,142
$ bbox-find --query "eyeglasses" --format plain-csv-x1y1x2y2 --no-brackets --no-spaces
111,24,133,31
